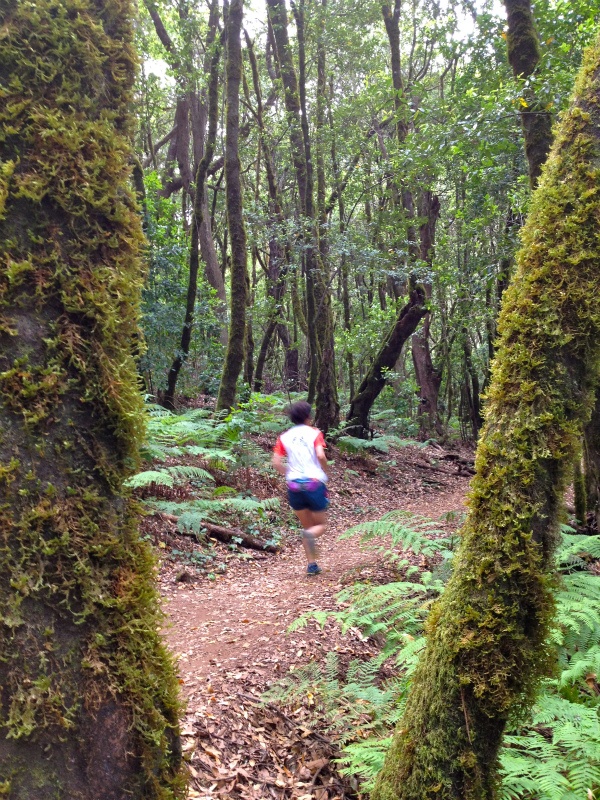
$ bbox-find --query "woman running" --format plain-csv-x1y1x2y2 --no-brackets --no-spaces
272,401,329,575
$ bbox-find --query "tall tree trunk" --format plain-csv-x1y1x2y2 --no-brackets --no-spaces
0,3,184,798
504,0,554,188
245,30,291,394
583,406,600,529
372,33,600,800
267,0,338,430
313,0,339,431
216,0,248,411
411,191,442,437
277,322,300,392
345,1,426,437
146,0,227,343
163,19,222,410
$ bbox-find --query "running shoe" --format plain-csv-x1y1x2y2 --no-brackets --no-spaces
307,562,322,575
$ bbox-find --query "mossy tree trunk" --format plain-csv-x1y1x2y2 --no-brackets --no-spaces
504,0,554,188
372,34,600,800
0,2,185,798
216,0,248,412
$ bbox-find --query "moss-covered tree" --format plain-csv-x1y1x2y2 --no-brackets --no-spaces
216,0,248,411
0,2,185,798
504,0,554,188
372,31,600,800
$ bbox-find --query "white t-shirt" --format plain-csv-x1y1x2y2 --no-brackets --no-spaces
274,425,327,483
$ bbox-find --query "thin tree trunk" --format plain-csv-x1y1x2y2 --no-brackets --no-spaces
312,0,339,431
411,191,442,437
216,0,248,411
345,2,426,436
372,34,600,799
584,405,600,529
0,3,184,797
267,0,338,430
164,17,222,410
277,322,300,392
245,29,291,394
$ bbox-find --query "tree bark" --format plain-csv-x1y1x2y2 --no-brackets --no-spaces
313,0,340,432
267,0,338,430
372,34,600,800
0,3,184,797
347,288,427,437
163,15,222,411
245,29,291,395
411,191,442,437
216,0,248,411
583,404,600,529
503,0,554,188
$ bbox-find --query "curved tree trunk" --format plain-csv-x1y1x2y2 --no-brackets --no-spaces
216,0,248,412
0,3,184,798
346,288,427,437
372,33,600,800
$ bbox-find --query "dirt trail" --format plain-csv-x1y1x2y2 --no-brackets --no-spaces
160,444,472,799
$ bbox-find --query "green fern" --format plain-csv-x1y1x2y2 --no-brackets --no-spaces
125,464,214,489
337,434,426,455
150,496,280,534
268,511,600,800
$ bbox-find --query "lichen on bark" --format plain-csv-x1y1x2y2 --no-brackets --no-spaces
0,2,185,798
372,31,600,800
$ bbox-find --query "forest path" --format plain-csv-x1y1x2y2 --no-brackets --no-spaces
160,443,472,799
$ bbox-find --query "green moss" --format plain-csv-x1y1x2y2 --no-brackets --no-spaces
372,31,600,800
0,1,185,797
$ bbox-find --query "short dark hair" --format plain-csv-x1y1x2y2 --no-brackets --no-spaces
288,400,312,425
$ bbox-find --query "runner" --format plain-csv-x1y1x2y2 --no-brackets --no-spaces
272,401,329,575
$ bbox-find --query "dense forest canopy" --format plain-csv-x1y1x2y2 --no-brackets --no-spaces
133,0,598,438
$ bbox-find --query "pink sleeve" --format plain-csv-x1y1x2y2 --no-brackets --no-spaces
314,431,326,449
273,436,286,456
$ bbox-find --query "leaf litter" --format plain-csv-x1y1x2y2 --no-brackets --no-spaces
154,438,472,799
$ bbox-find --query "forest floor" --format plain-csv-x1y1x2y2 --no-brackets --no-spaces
150,437,475,800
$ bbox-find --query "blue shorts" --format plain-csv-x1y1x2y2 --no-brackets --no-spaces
287,479,329,512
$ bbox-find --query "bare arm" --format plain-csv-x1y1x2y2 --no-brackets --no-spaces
315,444,329,477
272,452,287,476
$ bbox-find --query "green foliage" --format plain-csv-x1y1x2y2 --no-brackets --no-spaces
336,434,428,454
131,399,284,538
139,171,224,398
151,496,280,535
268,514,600,799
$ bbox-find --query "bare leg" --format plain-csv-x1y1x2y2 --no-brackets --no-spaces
292,509,327,563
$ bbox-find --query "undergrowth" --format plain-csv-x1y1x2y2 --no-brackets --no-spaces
129,397,291,572
265,513,600,799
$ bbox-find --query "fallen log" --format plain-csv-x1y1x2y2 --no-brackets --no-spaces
153,512,279,553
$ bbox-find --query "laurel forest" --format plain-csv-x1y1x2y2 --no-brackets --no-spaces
1,0,600,799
